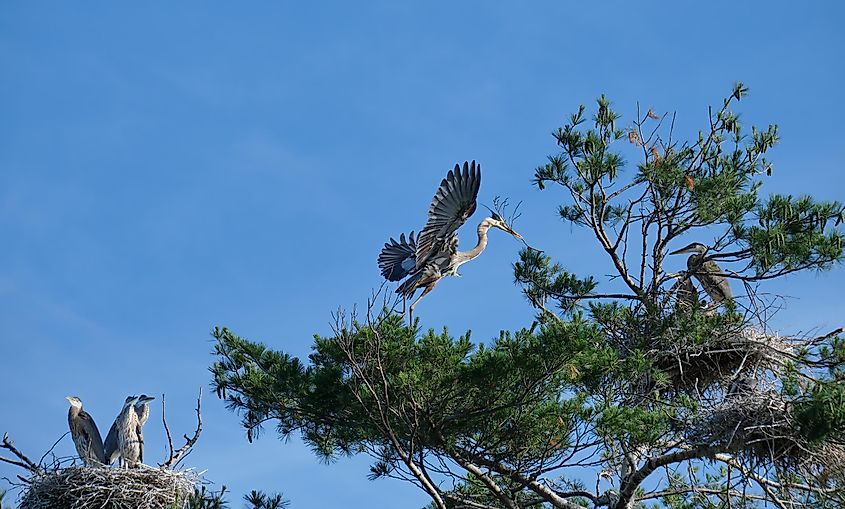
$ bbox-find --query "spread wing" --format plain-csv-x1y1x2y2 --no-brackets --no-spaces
378,231,417,281
415,161,481,268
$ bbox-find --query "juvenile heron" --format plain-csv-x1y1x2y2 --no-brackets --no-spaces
378,161,522,317
65,396,106,465
133,395,155,463
116,396,141,468
669,276,700,310
669,242,733,306
104,395,136,465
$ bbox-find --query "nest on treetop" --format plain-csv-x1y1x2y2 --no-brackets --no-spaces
18,465,197,509
648,326,792,393
689,386,845,484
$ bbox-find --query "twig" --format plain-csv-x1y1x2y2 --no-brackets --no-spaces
38,432,69,468
1,433,42,475
161,393,175,465
160,388,203,469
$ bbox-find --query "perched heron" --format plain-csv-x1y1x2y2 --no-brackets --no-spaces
104,395,136,465
116,395,141,468
669,242,733,306
65,396,106,465
378,161,522,318
133,394,155,463
668,275,700,310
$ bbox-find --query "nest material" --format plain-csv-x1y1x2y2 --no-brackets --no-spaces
650,326,792,392
690,388,845,480
19,465,197,509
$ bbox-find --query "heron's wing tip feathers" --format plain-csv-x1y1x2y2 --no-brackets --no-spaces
378,231,417,281
414,161,482,267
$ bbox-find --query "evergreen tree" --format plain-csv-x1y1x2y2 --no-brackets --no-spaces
212,85,845,508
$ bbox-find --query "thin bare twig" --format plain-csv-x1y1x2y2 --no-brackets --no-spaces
160,388,203,469
1,433,42,475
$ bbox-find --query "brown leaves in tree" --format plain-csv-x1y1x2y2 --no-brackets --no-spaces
627,130,641,145
684,174,695,191
647,108,661,120
650,146,661,161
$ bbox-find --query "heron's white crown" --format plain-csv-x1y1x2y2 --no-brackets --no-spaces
65,396,82,408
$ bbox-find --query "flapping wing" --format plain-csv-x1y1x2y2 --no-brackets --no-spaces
415,161,481,268
378,231,417,281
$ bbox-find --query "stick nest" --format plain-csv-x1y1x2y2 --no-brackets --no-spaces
689,387,845,481
650,326,792,392
19,465,198,509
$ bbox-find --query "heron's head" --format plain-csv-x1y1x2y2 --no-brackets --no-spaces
137,394,155,405
123,395,137,404
65,395,82,408
487,213,523,240
669,242,708,256
124,395,141,408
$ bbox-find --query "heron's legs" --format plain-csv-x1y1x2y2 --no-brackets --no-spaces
408,283,437,322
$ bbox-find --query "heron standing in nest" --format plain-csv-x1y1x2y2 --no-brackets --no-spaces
104,394,154,465
669,242,733,307
378,161,523,319
133,394,155,463
116,395,141,468
65,396,106,465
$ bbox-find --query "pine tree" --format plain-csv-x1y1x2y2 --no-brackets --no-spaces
212,85,845,509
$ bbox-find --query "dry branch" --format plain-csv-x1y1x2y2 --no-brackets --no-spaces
160,388,203,469
1,433,42,475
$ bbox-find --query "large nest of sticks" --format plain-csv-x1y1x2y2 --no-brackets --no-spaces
649,326,792,392
689,386,845,481
19,465,198,509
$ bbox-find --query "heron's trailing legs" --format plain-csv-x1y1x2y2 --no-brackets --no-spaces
404,283,437,323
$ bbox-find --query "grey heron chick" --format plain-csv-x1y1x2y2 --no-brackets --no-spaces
378,161,522,318
669,275,700,310
65,396,106,465
103,395,136,465
133,394,155,463
116,395,141,468
669,242,733,306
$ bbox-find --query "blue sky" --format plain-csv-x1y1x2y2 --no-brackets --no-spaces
1,2,843,507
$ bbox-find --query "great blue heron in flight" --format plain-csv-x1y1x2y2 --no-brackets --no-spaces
378,161,522,318
116,395,141,468
65,396,106,465
669,242,733,306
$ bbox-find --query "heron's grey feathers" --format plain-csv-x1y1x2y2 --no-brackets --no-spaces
103,422,119,464
378,231,417,281
396,237,458,298
69,408,106,464
689,257,733,304
415,161,480,269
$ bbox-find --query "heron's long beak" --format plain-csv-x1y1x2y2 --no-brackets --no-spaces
141,396,156,402
501,224,523,240
669,247,693,255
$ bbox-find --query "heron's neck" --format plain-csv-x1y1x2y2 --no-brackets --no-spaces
457,222,491,262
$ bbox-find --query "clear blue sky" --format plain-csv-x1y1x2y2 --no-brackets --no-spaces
1,2,843,507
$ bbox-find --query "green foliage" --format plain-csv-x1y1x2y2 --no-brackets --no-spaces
212,86,845,509
181,486,229,509
794,379,845,442
244,490,290,509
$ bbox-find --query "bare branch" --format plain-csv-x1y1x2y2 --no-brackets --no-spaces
1,433,42,475
159,389,202,469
